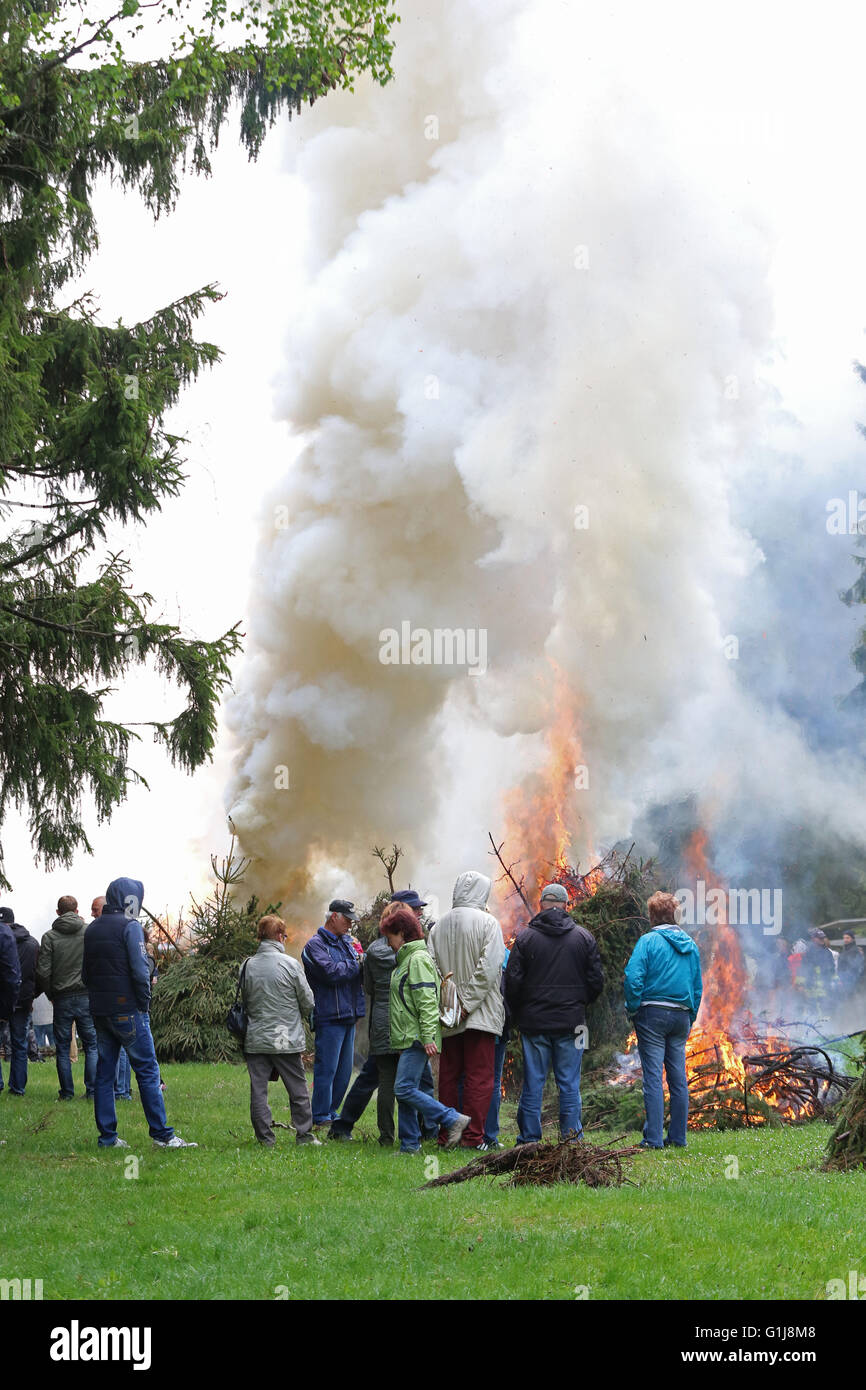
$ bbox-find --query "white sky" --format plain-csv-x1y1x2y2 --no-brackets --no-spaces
5,0,866,937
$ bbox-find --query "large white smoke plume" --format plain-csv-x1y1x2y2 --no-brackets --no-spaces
226,0,866,931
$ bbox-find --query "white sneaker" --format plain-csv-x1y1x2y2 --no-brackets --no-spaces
102,1138,130,1149
153,1135,198,1149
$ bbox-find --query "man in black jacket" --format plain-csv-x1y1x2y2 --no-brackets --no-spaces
0,906,39,1096
0,913,21,1092
505,883,603,1144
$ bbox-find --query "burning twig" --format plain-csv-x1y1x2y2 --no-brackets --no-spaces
421,1135,641,1189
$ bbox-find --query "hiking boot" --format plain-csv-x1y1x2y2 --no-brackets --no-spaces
328,1128,353,1142
153,1135,198,1149
444,1113,471,1150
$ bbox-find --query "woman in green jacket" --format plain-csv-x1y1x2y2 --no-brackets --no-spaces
381,908,470,1154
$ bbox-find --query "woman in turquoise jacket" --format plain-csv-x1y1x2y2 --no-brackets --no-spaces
624,892,703,1150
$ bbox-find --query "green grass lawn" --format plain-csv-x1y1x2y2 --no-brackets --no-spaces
1,1058,864,1301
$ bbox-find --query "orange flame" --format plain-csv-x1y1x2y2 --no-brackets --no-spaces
496,668,600,935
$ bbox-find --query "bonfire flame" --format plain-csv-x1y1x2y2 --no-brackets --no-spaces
496,668,602,936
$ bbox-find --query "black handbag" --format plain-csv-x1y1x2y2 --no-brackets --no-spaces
226,960,249,1042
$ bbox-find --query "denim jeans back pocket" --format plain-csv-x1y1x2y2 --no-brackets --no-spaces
110,1013,137,1047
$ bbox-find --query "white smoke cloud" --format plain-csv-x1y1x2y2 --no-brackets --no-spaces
225,0,866,923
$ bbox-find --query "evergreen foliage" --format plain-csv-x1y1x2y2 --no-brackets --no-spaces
571,852,658,1053
0,0,397,887
824,1048,866,1171
149,841,268,1061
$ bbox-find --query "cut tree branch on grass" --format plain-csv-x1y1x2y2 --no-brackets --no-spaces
421,1135,642,1189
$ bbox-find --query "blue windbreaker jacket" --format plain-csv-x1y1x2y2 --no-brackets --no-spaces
301,926,365,1027
624,926,703,1024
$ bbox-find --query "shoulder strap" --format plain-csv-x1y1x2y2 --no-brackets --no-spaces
233,958,249,1006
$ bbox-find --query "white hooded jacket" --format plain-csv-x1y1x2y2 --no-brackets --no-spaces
428,871,505,1037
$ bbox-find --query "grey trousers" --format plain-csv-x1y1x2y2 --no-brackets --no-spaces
245,1052,313,1144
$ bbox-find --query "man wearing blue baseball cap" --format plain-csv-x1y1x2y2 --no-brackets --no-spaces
389,889,428,915
302,900,366,1126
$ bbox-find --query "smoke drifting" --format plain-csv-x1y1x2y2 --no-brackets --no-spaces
226,0,866,931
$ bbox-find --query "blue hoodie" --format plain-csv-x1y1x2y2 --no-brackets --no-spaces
82,877,152,1016
624,926,703,1024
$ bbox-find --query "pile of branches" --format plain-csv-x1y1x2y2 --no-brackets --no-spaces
685,1036,853,1130
824,1051,866,1171
421,1136,641,1190
488,835,661,1053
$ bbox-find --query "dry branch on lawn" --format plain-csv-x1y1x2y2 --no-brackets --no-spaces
421,1136,641,1189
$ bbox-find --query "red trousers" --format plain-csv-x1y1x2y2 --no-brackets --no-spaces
438,1029,495,1146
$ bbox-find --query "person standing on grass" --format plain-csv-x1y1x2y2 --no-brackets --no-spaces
624,891,702,1151
83,877,196,1151
428,871,504,1149
0,906,39,1097
302,899,366,1127
330,898,437,1145
35,895,99,1101
480,944,512,1151
0,911,20,1091
505,885,603,1146
380,907,470,1154
242,915,320,1147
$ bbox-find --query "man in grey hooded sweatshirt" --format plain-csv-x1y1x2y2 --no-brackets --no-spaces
428,871,505,1148
35,895,99,1100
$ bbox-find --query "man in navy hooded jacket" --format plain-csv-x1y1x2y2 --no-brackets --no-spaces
83,878,196,1150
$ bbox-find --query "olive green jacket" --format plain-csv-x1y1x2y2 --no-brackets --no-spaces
389,940,441,1052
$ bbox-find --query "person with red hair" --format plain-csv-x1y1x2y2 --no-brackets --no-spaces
380,907,470,1154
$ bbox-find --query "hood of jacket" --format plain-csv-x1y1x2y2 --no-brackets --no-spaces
11,922,30,942
529,907,575,937
52,912,86,935
652,926,698,954
451,871,491,911
104,877,145,917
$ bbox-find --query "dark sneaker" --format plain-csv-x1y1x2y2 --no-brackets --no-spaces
296,1134,322,1146
638,1139,662,1149
328,1129,353,1142
477,1140,504,1152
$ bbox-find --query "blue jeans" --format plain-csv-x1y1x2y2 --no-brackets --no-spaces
4,1010,31,1094
115,1048,132,1098
93,1011,173,1146
394,1042,459,1152
53,992,98,1099
311,1021,356,1123
484,1033,508,1143
634,1004,691,1147
517,1032,584,1143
